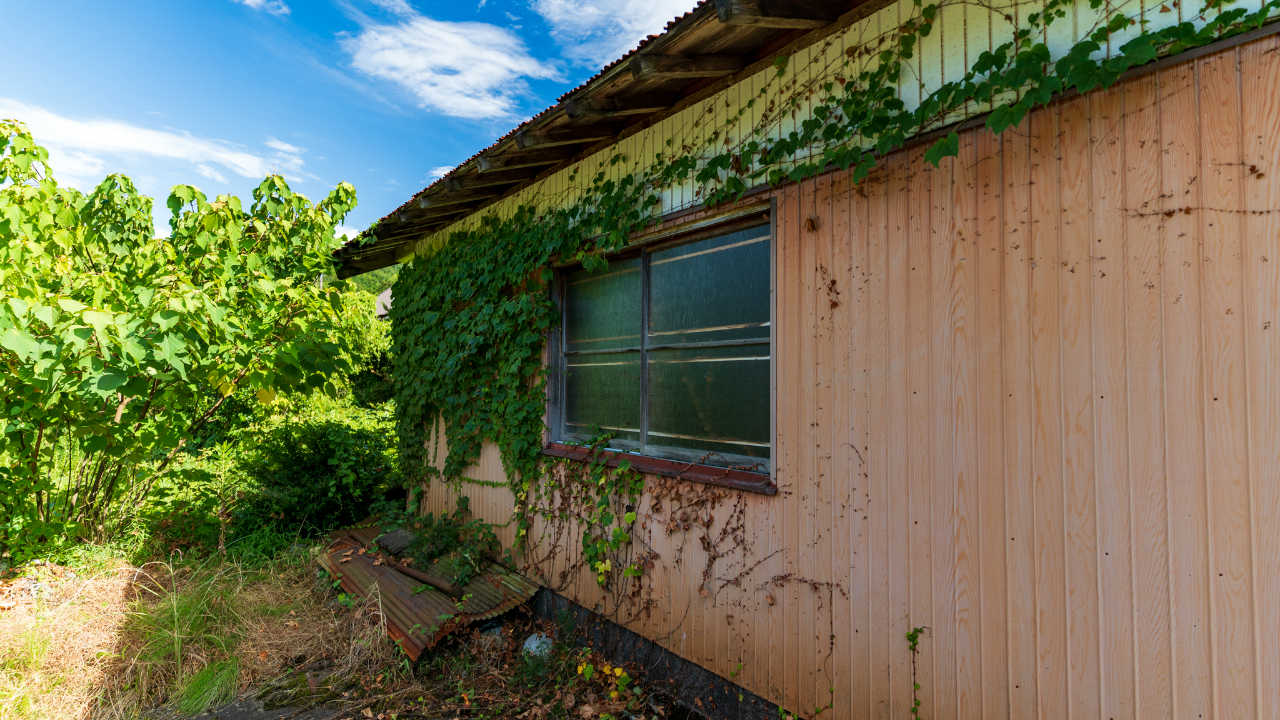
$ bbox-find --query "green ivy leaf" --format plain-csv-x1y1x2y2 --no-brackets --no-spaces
772,54,790,77
924,132,960,167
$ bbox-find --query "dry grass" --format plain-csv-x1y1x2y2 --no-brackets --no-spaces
0,547,395,720
0,555,135,720
1,548,677,720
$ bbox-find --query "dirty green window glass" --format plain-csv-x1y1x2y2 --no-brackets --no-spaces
556,223,771,473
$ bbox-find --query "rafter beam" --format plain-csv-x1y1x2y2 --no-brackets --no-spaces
476,152,564,173
443,169,536,190
630,54,744,80
564,96,675,120
393,208,470,229
414,192,500,209
713,0,840,29
515,127,619,150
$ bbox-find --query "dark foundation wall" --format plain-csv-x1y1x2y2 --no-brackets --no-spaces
532,589,783,720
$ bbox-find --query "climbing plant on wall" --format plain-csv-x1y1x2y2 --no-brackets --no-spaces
389,0,1280,592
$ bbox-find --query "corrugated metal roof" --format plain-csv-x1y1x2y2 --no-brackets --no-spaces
317,528,540,661
417,2,716,193
334,0,858,276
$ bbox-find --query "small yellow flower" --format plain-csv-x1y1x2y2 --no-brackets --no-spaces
602,664,612,674
577,664,585,674
610,691,620,700
614,667,624,677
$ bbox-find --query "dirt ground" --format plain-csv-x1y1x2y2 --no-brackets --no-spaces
0,550,680,720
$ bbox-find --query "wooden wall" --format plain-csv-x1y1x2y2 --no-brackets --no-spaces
421,34,1280,719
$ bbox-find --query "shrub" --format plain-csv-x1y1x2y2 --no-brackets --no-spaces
233,400,398,538
349,349,395,408
0,121,365,561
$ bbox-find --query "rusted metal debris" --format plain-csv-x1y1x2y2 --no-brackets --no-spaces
317,527,539,661
346,525,467,598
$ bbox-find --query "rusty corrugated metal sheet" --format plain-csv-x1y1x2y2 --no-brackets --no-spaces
345,525,464,597
317,530,539,661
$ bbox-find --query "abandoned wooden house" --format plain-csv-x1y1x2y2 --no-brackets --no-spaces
337,0,1280,716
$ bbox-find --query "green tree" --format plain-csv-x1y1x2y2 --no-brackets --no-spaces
0,120,363,559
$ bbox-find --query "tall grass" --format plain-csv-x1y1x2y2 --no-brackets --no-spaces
116,559,245,711
176,658,239,714
0,627,51,719
2,541,395,719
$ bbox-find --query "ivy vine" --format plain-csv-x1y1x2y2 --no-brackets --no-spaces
389,0,1278,588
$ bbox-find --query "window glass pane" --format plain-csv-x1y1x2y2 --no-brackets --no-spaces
565,256,641,352
648,225,770,347
564,351,641,447
646,344,770,467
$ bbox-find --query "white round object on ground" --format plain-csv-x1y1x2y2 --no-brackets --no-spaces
521,632,552,657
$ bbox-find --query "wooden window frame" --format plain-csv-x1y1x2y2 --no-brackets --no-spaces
544,204,777,496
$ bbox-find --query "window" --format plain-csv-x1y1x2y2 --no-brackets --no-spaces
549,219,773,483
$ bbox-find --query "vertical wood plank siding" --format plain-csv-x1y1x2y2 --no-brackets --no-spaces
421,36,1280,719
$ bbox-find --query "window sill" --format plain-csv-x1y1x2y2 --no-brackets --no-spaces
541,442,777,496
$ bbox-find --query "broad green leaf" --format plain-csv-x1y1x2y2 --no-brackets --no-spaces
31,304,56,326
120,337,147,362
82,310,114,334
57,298,88,314
0,328,39,361
95,371,128,393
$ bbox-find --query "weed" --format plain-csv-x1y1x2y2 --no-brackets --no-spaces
116,559,245,707
0,627,52,719
176,657,239,714
0,629,48,676
575,649,642,711
378,496,499,588
0,553,134,720
906,625,928,719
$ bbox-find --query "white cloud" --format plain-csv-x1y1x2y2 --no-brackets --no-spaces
0,98,306,192
427,165,455,179
234,0,290,16
265,137,302,155
196,164,229,184
265,138,309,183
343,12,560,119
368,0,414,15
42,148,108,190
532,0,694,67
335,224,363,239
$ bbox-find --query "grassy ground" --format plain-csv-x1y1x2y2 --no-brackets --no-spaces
0,544,388,720
0,546,671,720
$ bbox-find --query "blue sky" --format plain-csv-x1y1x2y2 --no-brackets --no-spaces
0,0,694,237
